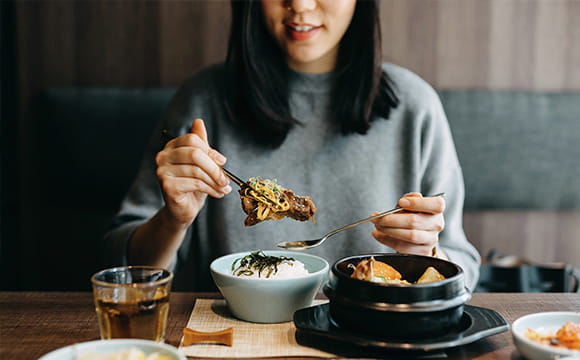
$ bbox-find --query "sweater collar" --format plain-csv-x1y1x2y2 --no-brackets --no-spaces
287,68,336,94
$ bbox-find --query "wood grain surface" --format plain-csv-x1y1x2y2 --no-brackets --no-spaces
1,291,579,360
465,211,580,268
15,0,580,89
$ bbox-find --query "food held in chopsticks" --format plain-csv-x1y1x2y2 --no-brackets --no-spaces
349,256,446,284
525,321,580,350
238,177,316,226
231,250,309,279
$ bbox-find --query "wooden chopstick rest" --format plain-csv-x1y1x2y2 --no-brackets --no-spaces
182,327,234,347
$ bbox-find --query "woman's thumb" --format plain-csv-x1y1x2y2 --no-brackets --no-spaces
191,118,208,144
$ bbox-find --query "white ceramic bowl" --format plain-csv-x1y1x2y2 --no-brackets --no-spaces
210,250,329,323
38,339,186,360
512,311,580,360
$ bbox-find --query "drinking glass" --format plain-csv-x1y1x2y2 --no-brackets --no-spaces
91,266,173,342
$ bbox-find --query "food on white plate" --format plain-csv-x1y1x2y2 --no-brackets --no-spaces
231,250,309,279
238,177,316,226
75,347,169,360
349,256,446,284
525,321,580,350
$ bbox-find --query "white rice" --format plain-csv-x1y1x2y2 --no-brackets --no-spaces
233,259,309,279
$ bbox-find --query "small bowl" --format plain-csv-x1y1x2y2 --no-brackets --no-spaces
323,253,470,339
210,250,329,323
38,339,185,360
512,311,580,360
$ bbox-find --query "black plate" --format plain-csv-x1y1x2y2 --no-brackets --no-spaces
294,303,509,353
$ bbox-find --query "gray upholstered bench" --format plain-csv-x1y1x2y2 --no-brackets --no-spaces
439,90,580,270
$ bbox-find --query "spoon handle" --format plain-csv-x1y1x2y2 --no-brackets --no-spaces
325,192,445,238
325,207,403,238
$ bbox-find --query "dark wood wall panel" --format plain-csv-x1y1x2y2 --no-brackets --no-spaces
565,0,580,88
435,0,493,88
17,1,166,87
381,1,439,86
464,212,580,269
159,1,229,85
72,1,162,86
381,0,580,90
16,0,580,90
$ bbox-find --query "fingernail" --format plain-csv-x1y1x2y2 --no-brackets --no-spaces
222,185,232,194
215,153,227,165
399,198,411,207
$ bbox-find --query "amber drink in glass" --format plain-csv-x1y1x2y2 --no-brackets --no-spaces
91,266,173,342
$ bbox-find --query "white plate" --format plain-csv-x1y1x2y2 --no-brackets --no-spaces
512,312,580,360
38,339,186,360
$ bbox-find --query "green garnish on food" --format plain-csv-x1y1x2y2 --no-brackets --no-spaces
248,177,281,193
231,250,295,278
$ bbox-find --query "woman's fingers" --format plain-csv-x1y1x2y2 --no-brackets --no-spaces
371,211,444,232
208,148,227,166
165,132,209,152
157,119,229,191
372,229,436,256
154,118,232,227
158,163,230,193
158,146,223,178
371,192,446,256
191,118,208,144
398,192,445,214
161,175,229,200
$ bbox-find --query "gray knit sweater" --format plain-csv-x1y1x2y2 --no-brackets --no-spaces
104,63,481,290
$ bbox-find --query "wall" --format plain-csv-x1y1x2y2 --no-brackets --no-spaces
381,0,580,90
6,0,580,289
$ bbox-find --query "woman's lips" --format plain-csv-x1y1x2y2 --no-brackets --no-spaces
286,24,321,41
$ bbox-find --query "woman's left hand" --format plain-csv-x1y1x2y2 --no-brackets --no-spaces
370,192,446,257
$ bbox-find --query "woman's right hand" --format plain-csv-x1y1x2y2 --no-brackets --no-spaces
155,118,232,228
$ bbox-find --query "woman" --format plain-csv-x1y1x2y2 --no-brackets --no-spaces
104,0,480,290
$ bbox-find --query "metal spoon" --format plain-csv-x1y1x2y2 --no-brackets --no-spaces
276,193,445,250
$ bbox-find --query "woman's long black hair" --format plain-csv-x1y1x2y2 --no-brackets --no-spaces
224,0,399,148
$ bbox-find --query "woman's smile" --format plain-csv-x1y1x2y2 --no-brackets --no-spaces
285,23,321,41
261,0,356,73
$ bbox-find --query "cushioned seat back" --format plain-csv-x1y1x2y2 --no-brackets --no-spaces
476,264,580,292
31,87,175,290
439,90,580,210
38,87,176,209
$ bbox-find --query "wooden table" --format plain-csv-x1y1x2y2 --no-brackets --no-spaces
1,292,578,359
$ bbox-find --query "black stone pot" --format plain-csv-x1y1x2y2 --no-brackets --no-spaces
323,253,471,339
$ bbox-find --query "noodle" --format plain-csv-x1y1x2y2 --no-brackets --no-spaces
237,176,316,226
244,178,291,220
